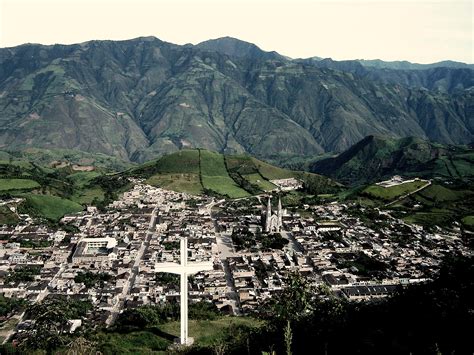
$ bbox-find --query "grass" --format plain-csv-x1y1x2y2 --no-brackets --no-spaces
225,155,259,175
200,150,229,176
70,187,105,205
146,173,203,195
20,194,83,221
200,150,249,198
462,216,474,226
243,173,276,191
417,184,465,202
403,209,455,226
159,317,263,347
95,330,170,354
363,180,428,201
0,178,40,191
251,157,295,180
201,176,250,198
67,171,102,187
94,317,263,354
155,150,201,174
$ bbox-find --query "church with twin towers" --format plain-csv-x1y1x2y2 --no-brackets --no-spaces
263,196,283,233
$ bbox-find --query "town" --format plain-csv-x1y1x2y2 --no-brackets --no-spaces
0,178,471,340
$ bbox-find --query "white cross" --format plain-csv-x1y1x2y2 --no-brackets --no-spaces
155,236,213,345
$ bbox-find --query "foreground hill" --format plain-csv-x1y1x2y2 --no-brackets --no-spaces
0,37,472,162
128,149,341,197
310,136,474,185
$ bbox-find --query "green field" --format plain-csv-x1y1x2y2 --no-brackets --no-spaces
67,171,102,187
201,176,250,198
20,194,83,221
70,187,105,205
225,155,259,175
416,184,465,202
95,317,263,354
146,173,203,195
363,180,428,201
200,150,249,198
243,173,276,191
252,158,295,180
0,178,40,191
154,150,200,174
403,209,455,226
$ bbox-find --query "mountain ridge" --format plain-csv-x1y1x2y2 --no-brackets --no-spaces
0,36,472,162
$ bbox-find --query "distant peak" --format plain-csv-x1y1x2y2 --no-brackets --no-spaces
196,37,286,61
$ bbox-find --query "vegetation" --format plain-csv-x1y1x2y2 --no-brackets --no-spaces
74,272,113,288
310,135,474,185
362,180,427,201
16,297,93,351
5,266,41,284
0,296,27,318
18,194,83,221
0,205,19,225
0,178,40,191
200,150,250,198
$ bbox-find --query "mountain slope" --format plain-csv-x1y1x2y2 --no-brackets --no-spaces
310,136,474,185
128,149,341,196
0,37,473,162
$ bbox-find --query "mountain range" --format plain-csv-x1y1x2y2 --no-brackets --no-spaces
0,36,472,162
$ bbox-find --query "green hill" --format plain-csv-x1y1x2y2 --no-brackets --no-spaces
129,149,340,197
310,135,474,185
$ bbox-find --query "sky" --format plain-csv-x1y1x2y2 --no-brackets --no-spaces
0,0,472,64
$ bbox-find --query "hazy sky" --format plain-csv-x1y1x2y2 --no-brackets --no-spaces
0,0,472,63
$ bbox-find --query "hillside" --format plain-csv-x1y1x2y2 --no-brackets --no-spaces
128,149,341,197
0,154,131,221
310,136,474,185
0,37,472,162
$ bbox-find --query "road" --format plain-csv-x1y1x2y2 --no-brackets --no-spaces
106,207,158,326
384,180,432,207
281,230,303,253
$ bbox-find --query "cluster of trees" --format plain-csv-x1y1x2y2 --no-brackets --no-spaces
228,171,262,195
335,251,387,277
90,174,130,211
115,300,219,331
0,296,27,318
5,266,41,284
231,227,257,251
74,272,113,288
232,227,289,252
241,256,474,354
299,173,341,195
260,232,289,251
12,297,92,352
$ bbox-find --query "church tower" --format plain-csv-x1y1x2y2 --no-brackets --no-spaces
277,196,283,230
265,196,272,233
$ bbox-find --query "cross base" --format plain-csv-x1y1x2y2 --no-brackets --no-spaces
172,337,194,347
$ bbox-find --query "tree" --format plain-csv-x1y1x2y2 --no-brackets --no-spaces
17,298,92,352
265,272,313,322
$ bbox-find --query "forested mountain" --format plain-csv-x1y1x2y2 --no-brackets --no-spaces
0,36,472,162
309,135,474,185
